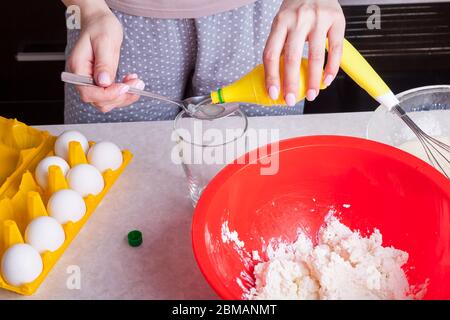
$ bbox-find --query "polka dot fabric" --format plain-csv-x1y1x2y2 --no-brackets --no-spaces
64,0,305,124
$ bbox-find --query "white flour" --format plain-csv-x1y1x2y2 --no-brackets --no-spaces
221,221,244,248
248,217,425,300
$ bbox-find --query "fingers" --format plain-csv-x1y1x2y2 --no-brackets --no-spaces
119,74,145,106
78,82,129,104
65,11,129,113
264,0,346,105
90,77,145,113
323,20,345,87
67,33,127,108
263,14,288,101
68,34,122,107
67,34,94,76
282,29,307,106
123,73,139,82
306,26,328,101
91,34,121,87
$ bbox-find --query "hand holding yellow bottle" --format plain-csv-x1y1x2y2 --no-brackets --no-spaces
211,58,326,106
211,39,397,110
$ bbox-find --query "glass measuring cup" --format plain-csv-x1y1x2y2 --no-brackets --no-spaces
173,109,248,207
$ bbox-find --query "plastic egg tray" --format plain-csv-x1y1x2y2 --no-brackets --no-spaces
0,116,132,295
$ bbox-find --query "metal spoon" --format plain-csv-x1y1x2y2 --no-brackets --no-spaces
61,72,239,120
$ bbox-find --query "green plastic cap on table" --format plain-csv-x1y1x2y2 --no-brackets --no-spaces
128,230,142,247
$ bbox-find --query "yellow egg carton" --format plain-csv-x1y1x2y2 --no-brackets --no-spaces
0,116,132,295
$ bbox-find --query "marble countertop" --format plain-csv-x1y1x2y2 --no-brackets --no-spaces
1,111,376,299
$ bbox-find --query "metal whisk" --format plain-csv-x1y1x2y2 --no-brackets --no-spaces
337,39,450,178
391,105,450,179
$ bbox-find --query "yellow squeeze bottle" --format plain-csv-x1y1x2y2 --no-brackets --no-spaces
210,58,325,106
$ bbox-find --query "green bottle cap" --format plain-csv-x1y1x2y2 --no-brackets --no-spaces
127,230,142,247
217,88,225,104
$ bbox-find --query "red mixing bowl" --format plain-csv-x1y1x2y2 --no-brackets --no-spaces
192,135,450,300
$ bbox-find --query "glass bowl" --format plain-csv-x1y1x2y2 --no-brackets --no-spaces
367,85,450,148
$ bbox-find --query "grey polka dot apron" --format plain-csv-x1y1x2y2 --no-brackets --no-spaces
64,0,305,124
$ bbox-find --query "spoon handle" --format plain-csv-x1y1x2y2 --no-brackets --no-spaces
61,72,183,108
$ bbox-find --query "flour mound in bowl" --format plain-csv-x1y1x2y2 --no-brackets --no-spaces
248,217,425,300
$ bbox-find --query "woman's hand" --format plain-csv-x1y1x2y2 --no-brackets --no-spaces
65,1,144,113
263,0,345,106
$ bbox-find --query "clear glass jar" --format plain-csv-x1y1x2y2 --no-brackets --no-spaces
173,109,248,207
367,85,450,146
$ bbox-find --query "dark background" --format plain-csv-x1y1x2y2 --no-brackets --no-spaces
1,1,450,125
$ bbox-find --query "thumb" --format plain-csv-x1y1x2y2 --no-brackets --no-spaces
92,37,120,87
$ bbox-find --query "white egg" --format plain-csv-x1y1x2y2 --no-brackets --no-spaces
1,244,43,286
47,189,86,224
66,164,104,197
54,130,89,161
34,156,70,190
25,216,65,253
87,141,123,173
